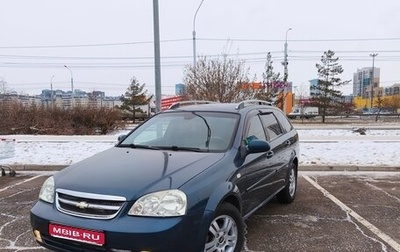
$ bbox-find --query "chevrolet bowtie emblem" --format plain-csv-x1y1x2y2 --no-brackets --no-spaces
76,201,89,209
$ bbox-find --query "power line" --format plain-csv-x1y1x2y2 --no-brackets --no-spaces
1,37,399,49
0,39,191,49
198,37,400,42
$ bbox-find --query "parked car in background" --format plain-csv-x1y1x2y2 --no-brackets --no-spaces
30,100,300,252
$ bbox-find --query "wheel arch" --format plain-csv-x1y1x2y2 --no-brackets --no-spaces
292,156,299,173
193,182,243,251
204,181,242,214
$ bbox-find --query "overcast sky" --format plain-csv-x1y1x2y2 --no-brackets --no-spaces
1,0,399,97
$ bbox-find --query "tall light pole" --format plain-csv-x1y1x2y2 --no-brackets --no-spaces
64,65,74,108
192,0,205,68
369,53,378,109
153,0,162,113
282,28,292,114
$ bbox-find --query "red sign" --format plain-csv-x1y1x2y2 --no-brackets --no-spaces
49,223,105,246
161,96,184,110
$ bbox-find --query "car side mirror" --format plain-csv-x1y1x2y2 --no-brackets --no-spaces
117,135,127,142
246,139,271,153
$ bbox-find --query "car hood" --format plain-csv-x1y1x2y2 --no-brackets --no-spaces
54,147,225,200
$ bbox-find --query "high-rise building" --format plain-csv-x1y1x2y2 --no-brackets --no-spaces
353,67,380,97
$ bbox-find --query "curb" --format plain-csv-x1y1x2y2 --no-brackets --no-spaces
11,165,68,171
299,165,400,172
8,164,400,172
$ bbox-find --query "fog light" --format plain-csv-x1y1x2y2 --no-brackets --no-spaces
33,230,42,243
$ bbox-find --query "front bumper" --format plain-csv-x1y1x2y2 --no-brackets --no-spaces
30,200,211,252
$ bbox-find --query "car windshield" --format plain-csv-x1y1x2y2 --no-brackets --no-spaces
118,111,239,152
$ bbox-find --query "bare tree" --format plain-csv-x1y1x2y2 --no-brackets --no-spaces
0,77,8,94
183,55,256,102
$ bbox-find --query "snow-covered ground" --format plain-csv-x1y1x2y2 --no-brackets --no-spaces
1,125,399,168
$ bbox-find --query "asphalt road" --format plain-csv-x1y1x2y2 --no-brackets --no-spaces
0,171,399,252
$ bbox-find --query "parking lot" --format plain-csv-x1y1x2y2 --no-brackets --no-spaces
1,170,399,252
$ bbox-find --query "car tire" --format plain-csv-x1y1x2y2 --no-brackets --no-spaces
204,203,244,252
277,162,297,204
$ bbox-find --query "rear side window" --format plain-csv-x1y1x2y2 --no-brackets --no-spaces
274,110,293,133
260,113,283,140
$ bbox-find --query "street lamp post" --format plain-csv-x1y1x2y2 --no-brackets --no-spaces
282,28,292,114
64,65,74,108
369,53,378,109
193,0,205,68
153,0,162,113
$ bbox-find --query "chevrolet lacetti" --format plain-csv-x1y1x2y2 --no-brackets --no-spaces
30,100,300,252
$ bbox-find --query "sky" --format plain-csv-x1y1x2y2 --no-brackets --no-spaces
1,125,399,167
1,0,400,97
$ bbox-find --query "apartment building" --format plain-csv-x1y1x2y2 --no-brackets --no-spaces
353,67,380,97
0,89,122,109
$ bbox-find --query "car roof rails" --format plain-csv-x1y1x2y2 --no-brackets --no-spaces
235,100,273,110
169,100,219,109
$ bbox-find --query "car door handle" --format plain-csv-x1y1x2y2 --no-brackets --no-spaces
266,151,274,158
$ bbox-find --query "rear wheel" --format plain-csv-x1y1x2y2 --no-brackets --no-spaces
204,203,244,252
277,162,297,204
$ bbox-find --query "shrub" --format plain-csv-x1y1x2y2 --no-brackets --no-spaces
0,102,125,135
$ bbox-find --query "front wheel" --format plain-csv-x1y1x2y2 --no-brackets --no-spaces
204,203,244,252
277,162,297,204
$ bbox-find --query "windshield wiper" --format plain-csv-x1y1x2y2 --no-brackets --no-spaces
192,112,211,148
118,144,161,150
166,146,205,152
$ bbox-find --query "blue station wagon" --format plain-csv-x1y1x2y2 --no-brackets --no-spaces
30,100,300,252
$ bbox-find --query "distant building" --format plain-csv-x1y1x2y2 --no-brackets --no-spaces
0,89,122,109
353,67,380,97
383,83,400,96
175,83,185,95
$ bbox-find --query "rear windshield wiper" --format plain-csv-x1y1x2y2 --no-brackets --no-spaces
118,144,162,150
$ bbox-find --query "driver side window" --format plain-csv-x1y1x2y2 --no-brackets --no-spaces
245,115,266,144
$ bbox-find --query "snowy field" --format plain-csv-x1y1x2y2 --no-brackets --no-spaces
1,124,399,168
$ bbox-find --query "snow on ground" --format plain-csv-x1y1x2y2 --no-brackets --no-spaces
1,126,399,167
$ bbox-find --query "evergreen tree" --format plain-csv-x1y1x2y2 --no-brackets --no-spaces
255,52,284,108
310,50,349,123
119,77,149,123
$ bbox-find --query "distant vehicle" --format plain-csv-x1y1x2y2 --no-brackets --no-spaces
362,108,378,114
362,108,394,115
30,100,299,252
287,106,318,119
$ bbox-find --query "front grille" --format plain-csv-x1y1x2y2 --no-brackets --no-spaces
56,189,126,219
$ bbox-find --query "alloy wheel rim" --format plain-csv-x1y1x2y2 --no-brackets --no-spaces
288,168,296,197
205,215,238,252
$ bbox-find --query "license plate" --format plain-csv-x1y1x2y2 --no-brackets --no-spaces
49,223,105,246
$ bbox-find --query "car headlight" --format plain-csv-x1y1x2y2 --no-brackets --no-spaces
129,189,187,217
39,176,55,203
